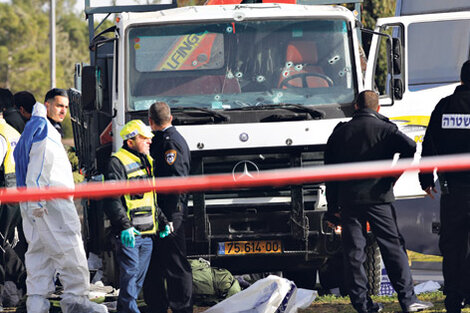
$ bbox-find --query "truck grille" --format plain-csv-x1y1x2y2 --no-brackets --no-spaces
187,147,327,241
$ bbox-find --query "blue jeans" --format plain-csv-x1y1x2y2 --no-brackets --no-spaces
115,236,153,313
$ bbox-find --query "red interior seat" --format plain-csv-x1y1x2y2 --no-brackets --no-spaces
279,41,330,88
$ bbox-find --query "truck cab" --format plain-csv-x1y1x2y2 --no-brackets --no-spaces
71,0,388,291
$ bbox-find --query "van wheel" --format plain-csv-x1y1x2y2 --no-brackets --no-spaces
283,268,317,289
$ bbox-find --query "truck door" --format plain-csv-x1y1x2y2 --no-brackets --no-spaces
365,12,470,108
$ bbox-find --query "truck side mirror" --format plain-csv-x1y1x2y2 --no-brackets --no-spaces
82,65,103,112
392,38,402,75
393,78,403,100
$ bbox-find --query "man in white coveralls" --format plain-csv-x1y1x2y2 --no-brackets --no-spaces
13,88,108,313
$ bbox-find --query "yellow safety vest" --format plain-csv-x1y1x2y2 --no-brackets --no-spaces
0,119,20,188
113,148,158,235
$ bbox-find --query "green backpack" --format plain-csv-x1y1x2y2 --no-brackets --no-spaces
190,258,241,306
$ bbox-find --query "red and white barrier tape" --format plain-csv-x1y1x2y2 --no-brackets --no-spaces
1,153,469,204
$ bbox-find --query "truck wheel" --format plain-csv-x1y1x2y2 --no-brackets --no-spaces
364,235,382,296
319,236,382,296
283,268,317,289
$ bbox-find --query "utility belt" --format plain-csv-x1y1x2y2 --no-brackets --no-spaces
129,206,156,233
134,234,154,239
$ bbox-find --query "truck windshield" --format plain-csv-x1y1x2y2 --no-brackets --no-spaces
127,19,356,112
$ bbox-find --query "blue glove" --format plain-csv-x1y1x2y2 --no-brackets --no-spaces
159,223,173,238
121,227,141,248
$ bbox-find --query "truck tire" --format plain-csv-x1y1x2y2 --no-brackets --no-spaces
364,235,382,296
319,236,382,296
283,268,317,289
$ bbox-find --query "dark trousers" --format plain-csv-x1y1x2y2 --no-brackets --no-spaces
143,216,193,313
115,236,153,313
341,203,417,313
0,203,26,295
439,189,470,313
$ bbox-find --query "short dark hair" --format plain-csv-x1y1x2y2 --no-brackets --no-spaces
14,91,36,114
355,90,379,110
44,88,68,103
0,88,14,111
461,60,470,85
148,101,171,126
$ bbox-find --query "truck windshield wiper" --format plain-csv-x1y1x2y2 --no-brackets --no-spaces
171,106,229,125
227,104,325,120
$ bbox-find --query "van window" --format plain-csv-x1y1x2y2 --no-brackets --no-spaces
408,19,470,87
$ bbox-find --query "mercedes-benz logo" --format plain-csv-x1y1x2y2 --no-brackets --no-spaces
232,160,260,181
239,132,249,142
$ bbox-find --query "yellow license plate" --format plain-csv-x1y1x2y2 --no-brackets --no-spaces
218,240,282,255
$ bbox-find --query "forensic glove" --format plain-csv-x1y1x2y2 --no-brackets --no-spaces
121,227,141,248
159,222,174,238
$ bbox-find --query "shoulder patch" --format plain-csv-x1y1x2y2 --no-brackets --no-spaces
442,113,470,129
165,149,177,165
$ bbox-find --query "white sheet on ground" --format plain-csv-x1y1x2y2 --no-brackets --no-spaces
414,281,441,294
204,275,317,313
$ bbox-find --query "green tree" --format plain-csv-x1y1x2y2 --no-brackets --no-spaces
0,2,50,94
0,0,90,138
360,0,396,92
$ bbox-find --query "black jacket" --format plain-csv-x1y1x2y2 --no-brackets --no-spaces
325,108,416,213
4,107,25,134
419,84,470,190
150,126,190,222
104,145,167,235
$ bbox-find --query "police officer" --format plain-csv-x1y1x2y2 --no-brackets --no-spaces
105,119,170,313
0,88,24,134
419,60,470,313
144,101,193,313
0,91,21,250
0,100,25,309
325,90,433,313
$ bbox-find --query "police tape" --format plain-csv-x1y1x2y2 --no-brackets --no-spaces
1,153,470,204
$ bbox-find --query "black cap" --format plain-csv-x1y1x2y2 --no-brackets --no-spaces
461,60,470,85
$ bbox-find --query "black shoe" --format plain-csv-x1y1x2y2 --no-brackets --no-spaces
358,302,384,313
404,300,433,312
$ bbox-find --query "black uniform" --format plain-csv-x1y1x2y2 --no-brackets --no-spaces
419,84,470,313
143,126,193,313
325,108,418,313
0,131,26,305
3,107,24,134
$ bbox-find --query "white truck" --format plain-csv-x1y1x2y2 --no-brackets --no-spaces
69,0,469,291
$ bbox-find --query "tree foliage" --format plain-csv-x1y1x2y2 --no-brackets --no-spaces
360,0,397,92
0,0,89,138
